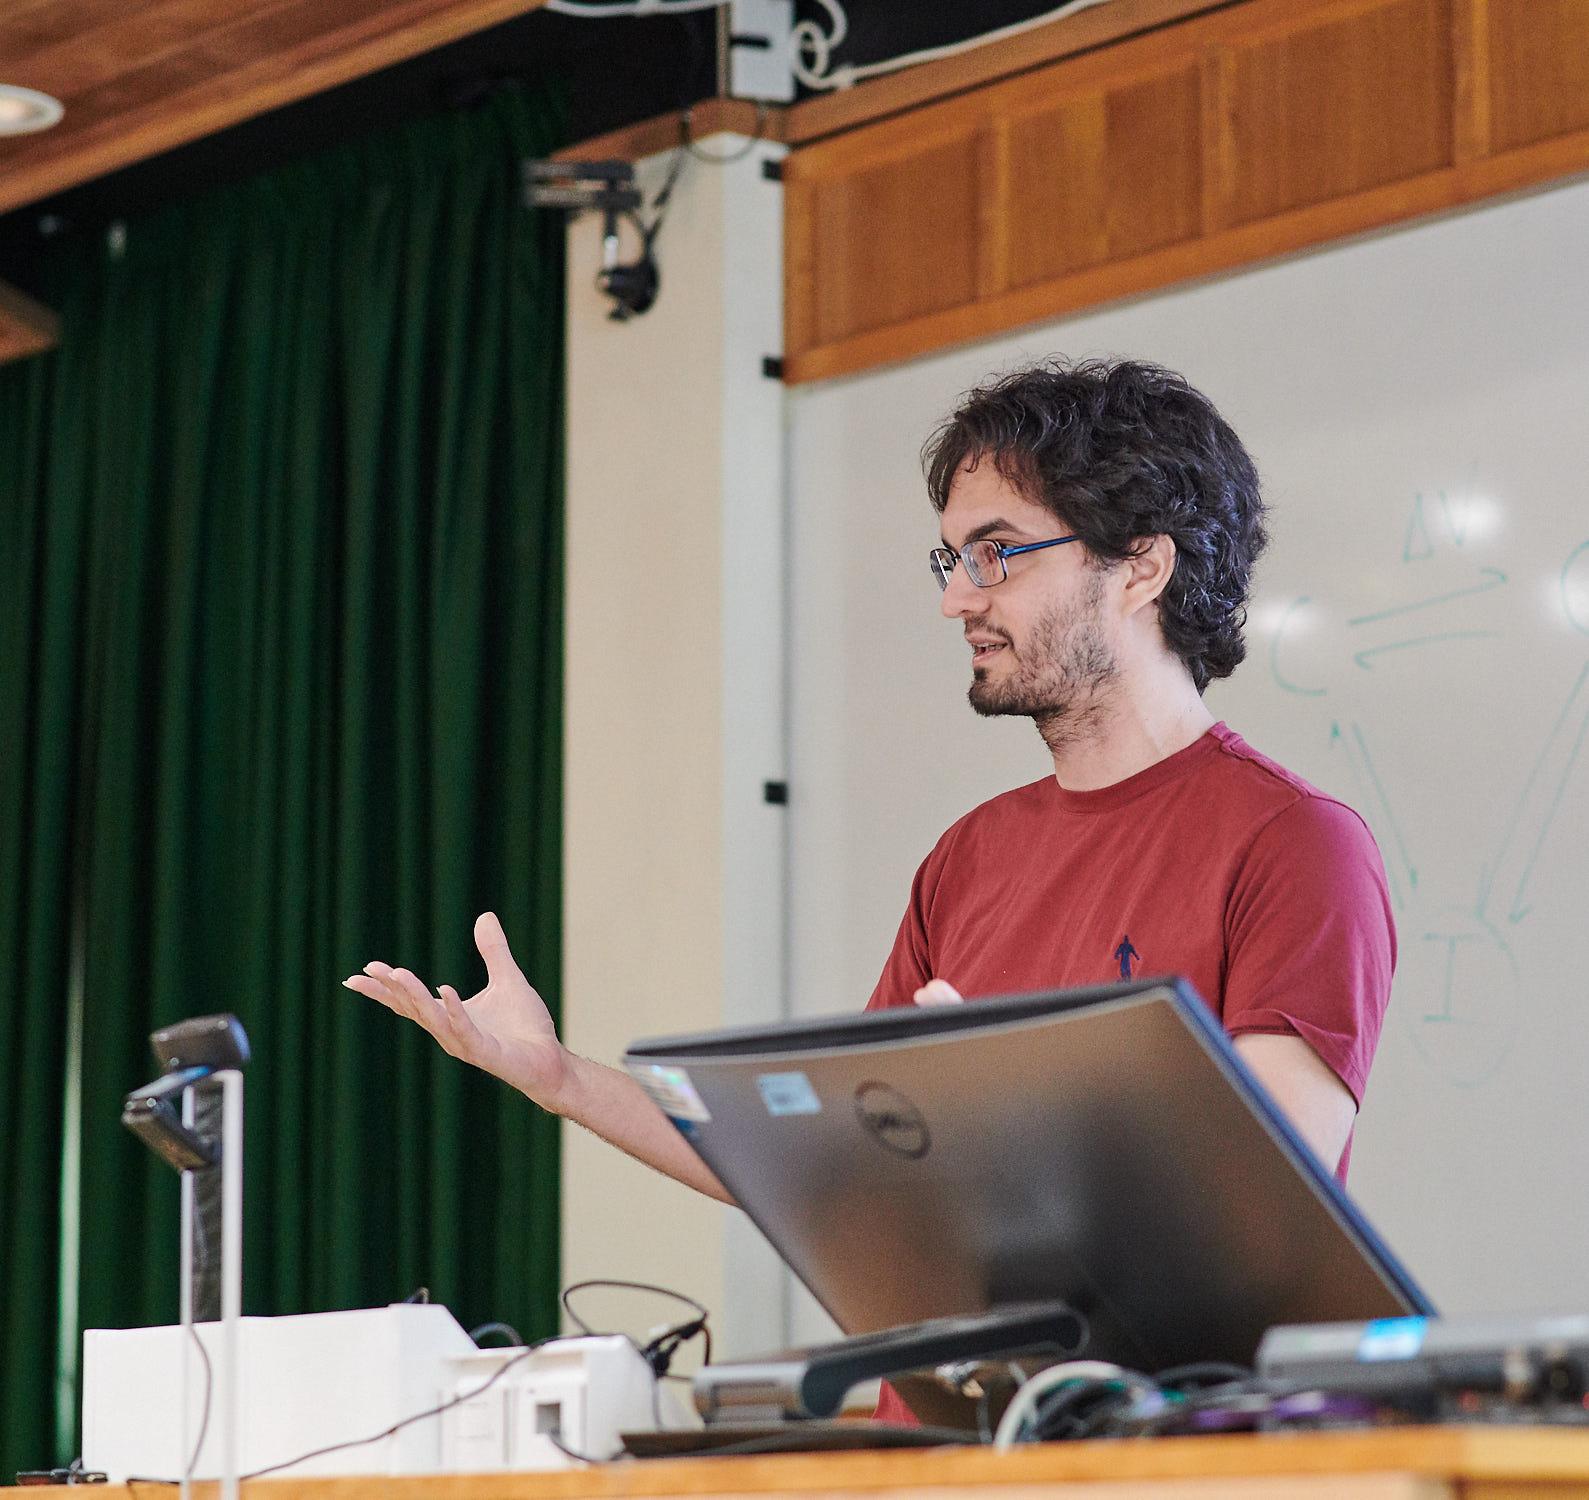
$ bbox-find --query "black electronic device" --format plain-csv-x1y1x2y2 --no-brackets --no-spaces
1257,1313,1589,1424
693,1301,1086,1427
523,158,658,320
122,1013,250,1321
625,978,1433,1429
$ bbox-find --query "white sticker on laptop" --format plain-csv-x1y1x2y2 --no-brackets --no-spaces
629,1063,712,1123
757,1071,822,1116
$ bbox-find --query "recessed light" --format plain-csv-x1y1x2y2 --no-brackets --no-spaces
0,85,65,136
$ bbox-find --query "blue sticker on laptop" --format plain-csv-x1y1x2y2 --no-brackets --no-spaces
1357,1317,1427,1361
757,1071,822,1116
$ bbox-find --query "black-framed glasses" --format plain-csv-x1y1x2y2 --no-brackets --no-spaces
929,534,1079,591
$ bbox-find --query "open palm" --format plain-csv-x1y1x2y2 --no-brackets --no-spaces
344,911,569,1108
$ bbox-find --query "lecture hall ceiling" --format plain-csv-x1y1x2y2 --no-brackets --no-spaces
0,0,553,219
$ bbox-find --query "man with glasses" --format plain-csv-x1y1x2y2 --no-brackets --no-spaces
347,359,1393,1311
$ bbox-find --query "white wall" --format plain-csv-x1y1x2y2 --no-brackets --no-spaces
561,133,789,1356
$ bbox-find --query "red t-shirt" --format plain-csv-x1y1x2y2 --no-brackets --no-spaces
864,723,1395,1425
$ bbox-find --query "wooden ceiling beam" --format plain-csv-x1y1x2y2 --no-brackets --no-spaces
550,98,785,164
0,0,550,219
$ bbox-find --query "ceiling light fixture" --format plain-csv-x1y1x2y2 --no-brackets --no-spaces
0,85,65,136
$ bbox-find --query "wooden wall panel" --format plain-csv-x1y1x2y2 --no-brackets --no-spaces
1003,65,1203,289
783,0,1589,384
800,130,983,347
1486,0,1589,153
0,279,59,366
1219,0,1453,228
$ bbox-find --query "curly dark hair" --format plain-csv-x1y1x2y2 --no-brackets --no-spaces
922,358,1268,693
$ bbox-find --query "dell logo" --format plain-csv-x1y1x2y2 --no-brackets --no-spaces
854,1081,931,1159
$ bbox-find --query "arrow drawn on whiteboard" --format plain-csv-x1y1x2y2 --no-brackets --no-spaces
1346,568,1507,628
1476,660,1589,925
1353,630,1499,670
1331,720,1417,908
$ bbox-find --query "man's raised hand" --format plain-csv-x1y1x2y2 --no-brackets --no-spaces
344,912,572,1111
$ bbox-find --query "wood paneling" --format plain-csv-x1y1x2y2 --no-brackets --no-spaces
1218,0,1453,227
809,132,983,345
1486,0,1589,153
786,0,1236,146
1003,64,1204,288
0,277,57,364
783,0,1589,384
0,0,549,218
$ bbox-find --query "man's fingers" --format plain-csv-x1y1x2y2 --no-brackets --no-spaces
436,984,482,1050
355,963,424,1023
474,911,525,987
914,978,964,1005
347,965,459,1052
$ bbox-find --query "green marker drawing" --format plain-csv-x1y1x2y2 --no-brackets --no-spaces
1347,568,1506,628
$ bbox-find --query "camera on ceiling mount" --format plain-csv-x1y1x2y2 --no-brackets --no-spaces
524,158,659,321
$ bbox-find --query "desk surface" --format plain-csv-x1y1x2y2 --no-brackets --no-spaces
42,1426,1589,1500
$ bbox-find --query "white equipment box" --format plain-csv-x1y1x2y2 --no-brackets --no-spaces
440,1335,685,1470
83,1305,680,1481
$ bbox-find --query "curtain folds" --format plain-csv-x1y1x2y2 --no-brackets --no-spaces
0,86,565,1474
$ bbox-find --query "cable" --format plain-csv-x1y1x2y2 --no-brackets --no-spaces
992,1360,1151,1451
560,1278,709,1345
183,1324,214,1482
468,1320,525,1346
545,0,726,14
136,1281,711,1484
238,1339,555,1480
682,101,771,164
118,1337,564,1487
794,0,1118,92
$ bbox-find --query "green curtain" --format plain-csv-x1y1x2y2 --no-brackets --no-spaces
0,85,565,1475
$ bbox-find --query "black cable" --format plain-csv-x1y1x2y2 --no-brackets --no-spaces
183,1324,214,1481
560,1278,710,1346
237,1339,556,1480
1030,1377,1128,1441
681,100,771,164
1154,1361,1253,1390
134,1281,710,1485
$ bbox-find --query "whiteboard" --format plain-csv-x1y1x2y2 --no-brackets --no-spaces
784,175,1589,1331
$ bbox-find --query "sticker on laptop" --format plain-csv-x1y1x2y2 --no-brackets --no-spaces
628,1063,712,1123
756,1071,822,1116
1357,1317,1427,1361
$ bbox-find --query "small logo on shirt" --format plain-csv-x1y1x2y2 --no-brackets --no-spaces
1115,934,1140,979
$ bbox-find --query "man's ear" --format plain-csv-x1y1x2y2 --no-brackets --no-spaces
1120,534,1176,618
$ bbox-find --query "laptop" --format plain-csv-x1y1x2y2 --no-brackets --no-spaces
625,977,1432,1403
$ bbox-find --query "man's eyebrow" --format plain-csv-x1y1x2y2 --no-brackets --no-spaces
939,517,1033,549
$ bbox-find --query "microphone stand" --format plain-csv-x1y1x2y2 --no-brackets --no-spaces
123,1016,249,1500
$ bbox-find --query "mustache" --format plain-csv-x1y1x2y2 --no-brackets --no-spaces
963,617,1012,645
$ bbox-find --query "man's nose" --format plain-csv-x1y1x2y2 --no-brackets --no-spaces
939,561,981,619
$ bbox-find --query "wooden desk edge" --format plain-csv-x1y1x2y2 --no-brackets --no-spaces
33,1427,1589,1498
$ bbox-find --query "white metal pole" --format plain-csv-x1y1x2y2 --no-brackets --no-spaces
179,1087,195,1500
218,1069,243,1500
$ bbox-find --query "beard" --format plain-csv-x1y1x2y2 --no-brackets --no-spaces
967,568,1118,745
